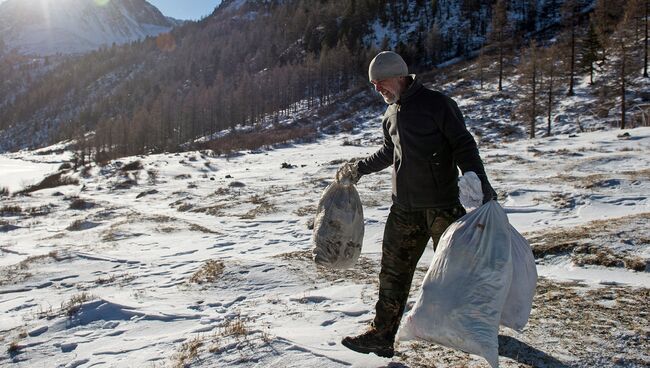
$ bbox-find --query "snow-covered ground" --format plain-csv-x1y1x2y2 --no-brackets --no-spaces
1,119,649,367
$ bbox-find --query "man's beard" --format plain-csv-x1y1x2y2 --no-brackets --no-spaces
381,91,398,105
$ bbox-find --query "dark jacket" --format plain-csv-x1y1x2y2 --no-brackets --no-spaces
357,80,488,210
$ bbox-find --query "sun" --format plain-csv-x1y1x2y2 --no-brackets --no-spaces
94,0,110,6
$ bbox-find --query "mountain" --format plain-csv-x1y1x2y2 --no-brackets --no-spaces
1,0,645,157
0,0,178,55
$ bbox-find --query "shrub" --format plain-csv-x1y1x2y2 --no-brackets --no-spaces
121,160,143,172
58,162,72,171
0,205,21,215
0,187,8,197
19,172,79,194
69,198,94,210
147,169,158,184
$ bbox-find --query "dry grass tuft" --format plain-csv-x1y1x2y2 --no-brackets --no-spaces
294,205,317,217
188,223,221,234
240,195,278,219
172,336,203,368
1,251,64,286
66,219,88,231
62,292,95,317
18,251,62,269
189,260,225,284
222,316,249,337
7,340,21,355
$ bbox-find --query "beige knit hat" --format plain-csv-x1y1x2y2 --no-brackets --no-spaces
368,51,409,82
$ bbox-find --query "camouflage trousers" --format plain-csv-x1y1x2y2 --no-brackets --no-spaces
372,204,466,340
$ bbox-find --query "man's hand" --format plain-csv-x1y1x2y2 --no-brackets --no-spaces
479,175,497,204
336,161,361,185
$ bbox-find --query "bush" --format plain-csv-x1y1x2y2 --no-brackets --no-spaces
69,198,94,210
0,187,9,197
0,205,22,215
58,162,72,171
121,160,143,172
18,172,79,194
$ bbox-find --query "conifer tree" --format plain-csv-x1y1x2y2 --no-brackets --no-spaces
580,22,601,85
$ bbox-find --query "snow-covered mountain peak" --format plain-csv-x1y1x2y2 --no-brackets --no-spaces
0,0,178,55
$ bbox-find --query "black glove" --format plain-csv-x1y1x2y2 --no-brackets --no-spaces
336,161,361,185
479,174,497,204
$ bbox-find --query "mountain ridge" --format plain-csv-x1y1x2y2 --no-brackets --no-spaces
0,0,179,55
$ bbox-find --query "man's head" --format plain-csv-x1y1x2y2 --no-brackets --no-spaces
368,51,411,104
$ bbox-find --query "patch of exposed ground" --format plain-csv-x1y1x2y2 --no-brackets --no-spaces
274,250,380,284
275,249,649,367
395,278,649,368
0,251,69,286
525,213,650,271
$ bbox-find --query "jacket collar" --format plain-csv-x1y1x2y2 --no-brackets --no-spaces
396,77,423,105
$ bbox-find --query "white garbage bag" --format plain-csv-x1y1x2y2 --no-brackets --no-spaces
458,171,483,211
312,170,364,269
397,201,513,368
457,171,537,331
500,225,537,331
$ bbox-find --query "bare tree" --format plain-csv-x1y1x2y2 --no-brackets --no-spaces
490,0,509,91
612,6,642,129
517,40,541,138
562,0,580,96
475,47,489,90
541,45,562,136
643,0,650,78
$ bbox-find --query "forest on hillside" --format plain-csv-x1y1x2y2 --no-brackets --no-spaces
0,0,647,161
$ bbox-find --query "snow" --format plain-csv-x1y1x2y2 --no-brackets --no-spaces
0,0,174,56
0,156,60,192
1,114,649,366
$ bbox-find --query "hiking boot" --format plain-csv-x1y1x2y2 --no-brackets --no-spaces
341,329,394,358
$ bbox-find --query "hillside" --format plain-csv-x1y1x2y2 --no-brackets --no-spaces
1,110,648,367
0,0,178,55
5,0,643,159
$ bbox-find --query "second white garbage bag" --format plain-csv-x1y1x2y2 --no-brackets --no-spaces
500,224,537,331
312,167,364,269
397,201,513,368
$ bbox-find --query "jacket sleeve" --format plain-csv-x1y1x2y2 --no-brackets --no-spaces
356,119,393,175
440,96,488,179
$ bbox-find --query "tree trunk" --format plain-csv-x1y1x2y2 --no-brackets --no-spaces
531,63,536,139
621,43,626,129
547,74,553,136
568,21,576,96
498,38,504,91
643,0,650,78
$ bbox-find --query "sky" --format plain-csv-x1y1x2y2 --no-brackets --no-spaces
148,0,222,20
0,0,222,20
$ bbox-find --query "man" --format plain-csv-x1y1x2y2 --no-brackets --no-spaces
339,51,497,358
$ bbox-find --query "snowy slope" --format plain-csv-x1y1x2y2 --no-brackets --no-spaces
0,0,176,55
1,106,649,368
